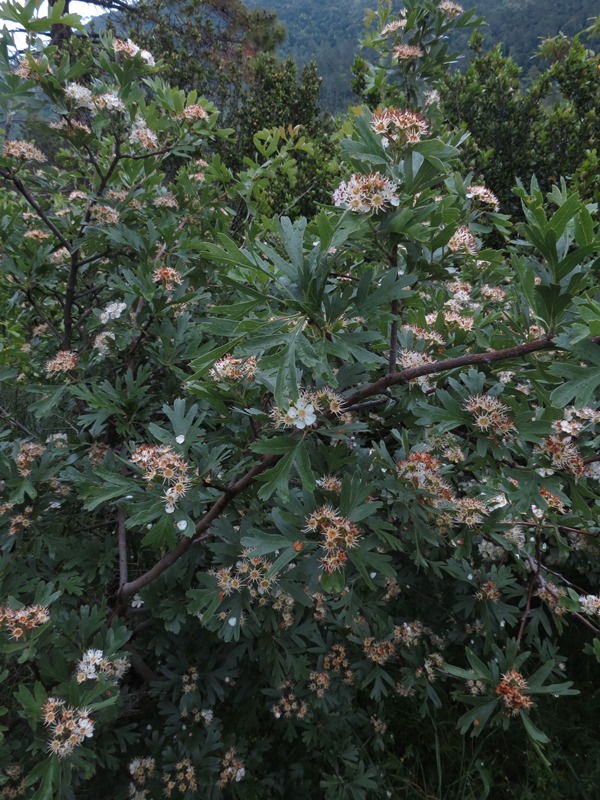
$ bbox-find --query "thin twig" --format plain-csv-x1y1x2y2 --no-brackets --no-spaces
517,536,540,642
387,245,399,375
8,174,71,250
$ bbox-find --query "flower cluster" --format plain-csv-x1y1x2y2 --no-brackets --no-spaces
15,441,45,477
176,104,209,121
316,474,342,492
333,172,399,213
370,107,429,145
42,698,94,758
162,759,197,797
91,204,120,225
271,388,345,429
100,300,127,323
0,604,49,639
393,44,424,60
209,354,257,382
129,115,159,149
7,505,33,536
580,595,600,616
396,452,453,502
1,764,26,798
181,666,199,694
475,580,501,602
129,757,156,800
467,184,500,211
3,139,46,162
75,649,129,683
129,444,191,512
304,506,362,574
272,680,309,720
398,349,435,391
464,394,516,435
93,331,115,356
113,38,155,66
152,265,183,291
219,748,246,787
447,225,478,255
324,643,354,685
45,350,77,375
394,620,425,647
213,555,276,599
402,323,445,346
363,636,396,665
495,669,533,716
380,17,407,36
438,0,464,18
535,435,586,477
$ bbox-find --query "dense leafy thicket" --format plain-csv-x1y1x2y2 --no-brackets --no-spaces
1,1,600,799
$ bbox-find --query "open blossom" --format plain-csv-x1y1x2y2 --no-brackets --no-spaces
46,350,77,374
3,139,46,162
333,172,399,213
370,107,429,145
281,396,316,429
100,301,127,323
534,435,586,477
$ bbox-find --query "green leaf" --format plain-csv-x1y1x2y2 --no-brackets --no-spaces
256,450,295,502
521,712,550,744
319,569,346,594
294,441,316,491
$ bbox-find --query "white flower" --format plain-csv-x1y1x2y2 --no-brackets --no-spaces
176,520,188,531
131,594,144,608
175,434,185,444
100,301,127,324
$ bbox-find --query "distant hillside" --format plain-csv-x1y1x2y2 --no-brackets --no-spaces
245,0,599,111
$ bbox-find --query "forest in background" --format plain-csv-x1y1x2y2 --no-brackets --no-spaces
244,0,599,110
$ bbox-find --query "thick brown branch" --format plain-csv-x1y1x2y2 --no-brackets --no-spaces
119,336,559,597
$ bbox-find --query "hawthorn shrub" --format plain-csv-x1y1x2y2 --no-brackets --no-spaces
1,2,600,799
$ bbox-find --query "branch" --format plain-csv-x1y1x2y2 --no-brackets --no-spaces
117,509,128,589
119,335,559,597
0,405,37,438
9,175,71,250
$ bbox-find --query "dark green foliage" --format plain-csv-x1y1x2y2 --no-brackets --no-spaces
440,32,600,215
